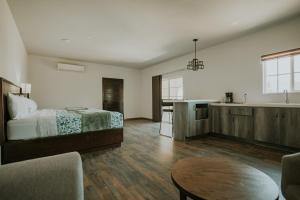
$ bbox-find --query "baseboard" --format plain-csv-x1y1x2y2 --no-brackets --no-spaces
124,117,152,121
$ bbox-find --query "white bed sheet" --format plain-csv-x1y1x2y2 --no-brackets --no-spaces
7,117,38,140
7,109,58,140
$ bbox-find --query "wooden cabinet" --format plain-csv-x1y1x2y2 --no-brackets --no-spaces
220,107,233,136
210,106,254,139
210,106,232,135
279,108,300,148
174,102,210,140
210,106,220,133
254,107,280,145
254,107,300,148
230,108,254,140
210,105,300,148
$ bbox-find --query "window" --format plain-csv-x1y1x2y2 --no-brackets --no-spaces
162,77,183,99
262,48,300,94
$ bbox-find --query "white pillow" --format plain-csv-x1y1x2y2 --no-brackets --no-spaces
7,93,38,119
26,98,38,113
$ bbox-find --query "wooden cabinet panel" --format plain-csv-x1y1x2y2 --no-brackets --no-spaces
254,107,280,144
220,107,232,135
196,119,209,135
210,106,221,133
211,105,300,148
230,107,253,116
254,107,300,148
173,103,188,140
210,106,232,135
229,107,254,139
232,115,254,139
279,108,300,148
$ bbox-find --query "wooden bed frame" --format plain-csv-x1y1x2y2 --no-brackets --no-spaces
0,78,123,164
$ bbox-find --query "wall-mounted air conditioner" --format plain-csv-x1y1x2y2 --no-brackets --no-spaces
57,63,85,72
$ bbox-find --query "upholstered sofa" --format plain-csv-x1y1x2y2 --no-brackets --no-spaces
282,152,300,200
0,152,84,200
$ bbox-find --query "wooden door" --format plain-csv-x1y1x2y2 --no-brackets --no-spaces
279,108,300,148
102,78,124,113
152,75,162,122
254,107,280,144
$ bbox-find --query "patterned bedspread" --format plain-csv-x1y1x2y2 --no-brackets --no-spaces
56,110,81,134
56,109,123,135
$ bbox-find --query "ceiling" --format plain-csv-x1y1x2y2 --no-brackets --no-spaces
8,0,300,68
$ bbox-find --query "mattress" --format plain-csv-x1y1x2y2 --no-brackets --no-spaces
7,117,39,140
7,109,123,140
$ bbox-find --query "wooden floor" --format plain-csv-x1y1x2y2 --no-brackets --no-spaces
82,120,288,200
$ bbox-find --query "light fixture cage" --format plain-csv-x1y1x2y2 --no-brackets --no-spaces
187,39,204,71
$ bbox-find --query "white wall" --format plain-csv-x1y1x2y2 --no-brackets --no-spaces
28,55,141,119
0,0,28,84
0,0,28,164
141,16,300,119
26,16,300,120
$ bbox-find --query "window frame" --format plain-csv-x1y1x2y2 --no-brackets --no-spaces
293,54,300,92
162,76,184,100
262,49,300,94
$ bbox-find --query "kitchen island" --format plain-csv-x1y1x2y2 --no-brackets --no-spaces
171,99,219,141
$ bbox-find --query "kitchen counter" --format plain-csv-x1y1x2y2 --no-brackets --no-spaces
209,103,300,149
163,99,219,103
210,102,300,108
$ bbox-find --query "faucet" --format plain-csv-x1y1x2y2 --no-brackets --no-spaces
243,93,247,104
284,90,289,104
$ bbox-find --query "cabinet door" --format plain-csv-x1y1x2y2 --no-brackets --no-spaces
220,106,233,135
254,107,280,144
280,108,300,148
173,103,188,140
232,115,254,139
210,106,221,133
230,107,254,139
210,106,232,134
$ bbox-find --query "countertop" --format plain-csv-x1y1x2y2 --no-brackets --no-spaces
163,99,219,104
162,99,300,108
210,102,300,108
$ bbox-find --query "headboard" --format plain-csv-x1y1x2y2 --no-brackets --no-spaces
0,78,21,145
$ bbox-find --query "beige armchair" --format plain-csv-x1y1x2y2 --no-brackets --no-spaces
281,152,300,200
0,152,84,200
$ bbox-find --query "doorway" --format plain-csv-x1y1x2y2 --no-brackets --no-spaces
152,75,162,122
102,78,124,114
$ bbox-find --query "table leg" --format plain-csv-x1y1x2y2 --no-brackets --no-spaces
180,191,187,200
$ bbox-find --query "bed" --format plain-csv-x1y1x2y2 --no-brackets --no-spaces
0,78,123,164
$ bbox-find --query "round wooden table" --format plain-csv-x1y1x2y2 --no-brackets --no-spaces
171,157,279,200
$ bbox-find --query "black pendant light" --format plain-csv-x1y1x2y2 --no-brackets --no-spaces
187,39,204,71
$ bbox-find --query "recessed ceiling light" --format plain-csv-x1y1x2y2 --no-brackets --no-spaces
61,38,71,43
